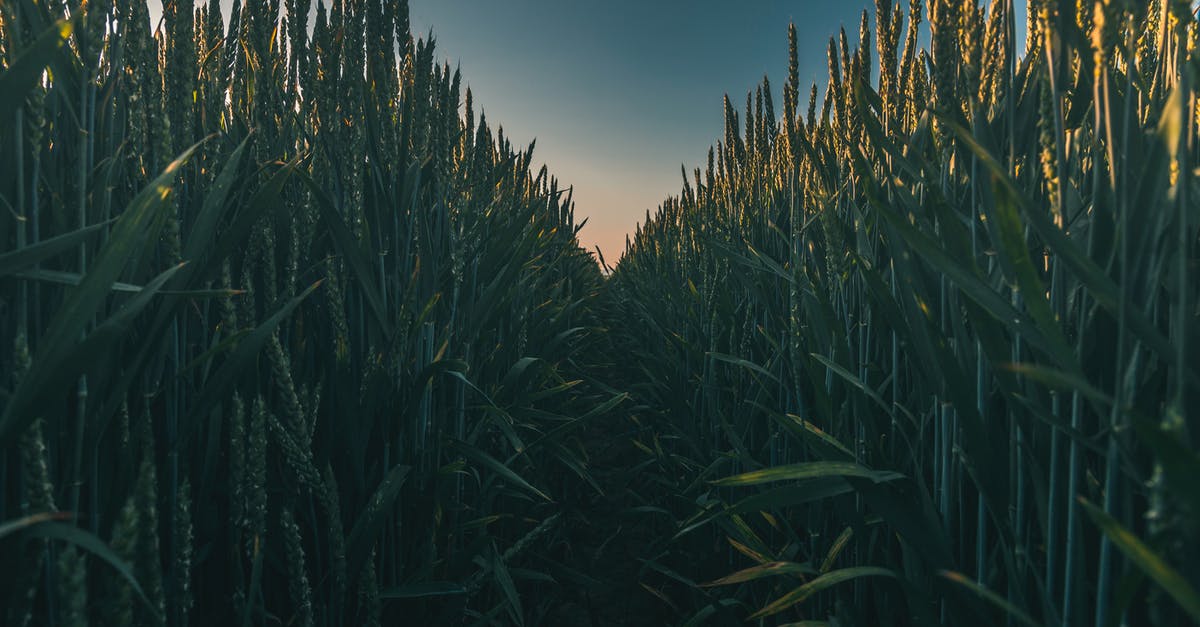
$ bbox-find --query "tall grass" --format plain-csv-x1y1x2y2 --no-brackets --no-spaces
0,0,618,623
611,0,1200,624
3,0,1199,625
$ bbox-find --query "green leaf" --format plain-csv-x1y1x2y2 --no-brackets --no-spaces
820,527,853,573
519,392,628,454
943,112,1196,385
0,512,70,540
491,543,525,626
24,520,156,613
770,413,856,460
811,353,895,419
182,280,322,445
206,156,302,272
76,263,187,354
1003,363,1113,408
749,566,896,619
83,149,292,437
14,268,151,293
727,479,856,515
181,134,252,269
300,171,392,341
451,439,552,502
988,180,1076,366
0,20,73,122
870,192,1070,369
940,570,1039,627
380,582,466,600
1080,499,1200,621
708,352,779,384
346,464,411,583
0,220,113,277
680,599,745,627
500,357,544,392
241,535,264,627
701,561,815,587
712,462,902,488
0,143,200,447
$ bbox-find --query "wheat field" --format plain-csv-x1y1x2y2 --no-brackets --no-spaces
1,0,1197,625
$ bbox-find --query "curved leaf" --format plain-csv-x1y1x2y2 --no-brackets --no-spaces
702,561,815,587
0,20,73,122
712,462,902,488
940,570,1039,627
346,464,411,582
1081,499,1200,621
749,566,896,619
0,220,113,277
0,143,200,447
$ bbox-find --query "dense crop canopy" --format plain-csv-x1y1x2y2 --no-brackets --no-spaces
2,0,1198,625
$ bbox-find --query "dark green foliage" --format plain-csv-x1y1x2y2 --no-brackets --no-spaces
0,0,615,623
609,1,1200,624
3,1,1199,625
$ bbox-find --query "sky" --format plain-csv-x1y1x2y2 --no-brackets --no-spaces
176,1,1028,264
409,1,881,264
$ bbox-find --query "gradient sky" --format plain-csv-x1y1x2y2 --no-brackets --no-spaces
185,1,1027,264
411,1,882,264
409,1,1024,263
